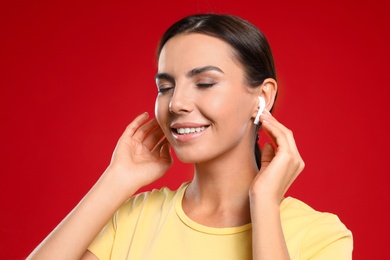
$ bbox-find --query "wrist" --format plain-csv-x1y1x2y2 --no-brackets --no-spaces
99,167,144,201
249,189,281,209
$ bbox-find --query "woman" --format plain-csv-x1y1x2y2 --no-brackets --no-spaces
28,14,352,259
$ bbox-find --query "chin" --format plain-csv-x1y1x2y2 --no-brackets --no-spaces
174,153,200,164
173,148,210,164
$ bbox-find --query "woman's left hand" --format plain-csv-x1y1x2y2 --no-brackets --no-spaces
250,110,305,204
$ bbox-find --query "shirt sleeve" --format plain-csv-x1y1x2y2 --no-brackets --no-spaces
302,214,353,260
86,190,158,259
87,211,117,260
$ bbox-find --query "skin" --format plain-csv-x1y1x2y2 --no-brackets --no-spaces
27,33,304,260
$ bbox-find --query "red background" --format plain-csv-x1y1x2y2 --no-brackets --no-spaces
1,1,389,259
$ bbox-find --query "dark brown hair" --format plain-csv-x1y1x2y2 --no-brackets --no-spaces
157,14,277,169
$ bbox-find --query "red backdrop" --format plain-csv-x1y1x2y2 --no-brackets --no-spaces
1,1,389,259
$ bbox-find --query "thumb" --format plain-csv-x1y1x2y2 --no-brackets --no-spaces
260,142,275,171
160,143,173,165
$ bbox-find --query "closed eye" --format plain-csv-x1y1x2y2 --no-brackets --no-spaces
156,80,175,94
158,86,174,94
196,83,216,88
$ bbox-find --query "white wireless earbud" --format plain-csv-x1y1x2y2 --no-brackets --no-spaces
254,96,266,125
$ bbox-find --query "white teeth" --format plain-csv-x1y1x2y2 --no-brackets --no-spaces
176,126,207,135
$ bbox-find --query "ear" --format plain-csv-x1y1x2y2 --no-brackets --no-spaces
251,78,278,118
260,78,277,111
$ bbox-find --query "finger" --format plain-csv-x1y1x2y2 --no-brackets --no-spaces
261,142,275,165
122,112,150,138
261,111,301,156
261,113,305,179
132,118,160,143
259,142,275,173
159,142,173,166
260,111,300,151
143,125,166,151
261,119,292,152
260,111,291,138
152,138,170,159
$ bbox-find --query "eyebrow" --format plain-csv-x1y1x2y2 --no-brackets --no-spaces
154,73,174,82
186,66,224,77
155,65,224,81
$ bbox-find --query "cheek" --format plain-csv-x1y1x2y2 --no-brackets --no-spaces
155,96,171,133
154,96,168,120
200,91,232,115
154,96,161,121
201,91,250,123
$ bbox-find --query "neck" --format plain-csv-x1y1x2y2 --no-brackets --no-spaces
182,139,259,227
191,159,258,203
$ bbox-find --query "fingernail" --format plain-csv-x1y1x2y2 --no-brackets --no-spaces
262,109,271,115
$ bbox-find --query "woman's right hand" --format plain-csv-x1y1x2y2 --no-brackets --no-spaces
106,112,173,191
27,112,172,260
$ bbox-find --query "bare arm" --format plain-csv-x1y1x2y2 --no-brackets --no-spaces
250,110,304,260
27,113,172,260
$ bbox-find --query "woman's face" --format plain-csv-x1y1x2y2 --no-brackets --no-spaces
155,33,258,163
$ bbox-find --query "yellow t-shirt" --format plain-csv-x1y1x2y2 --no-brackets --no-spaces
88,183,352,259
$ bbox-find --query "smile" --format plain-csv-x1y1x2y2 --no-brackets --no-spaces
175,126,207,135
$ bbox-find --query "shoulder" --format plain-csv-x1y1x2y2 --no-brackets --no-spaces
115,182,189,219
281,197,350,231
128,186,177,207
88,183,190,259
281,197,353,259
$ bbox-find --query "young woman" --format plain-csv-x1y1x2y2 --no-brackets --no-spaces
28,14,352,259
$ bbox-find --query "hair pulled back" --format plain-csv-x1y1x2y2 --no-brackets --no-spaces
157,14,277,169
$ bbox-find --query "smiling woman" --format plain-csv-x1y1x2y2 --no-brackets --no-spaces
27,14,352,260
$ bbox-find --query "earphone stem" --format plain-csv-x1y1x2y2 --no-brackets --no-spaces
254,96,265,125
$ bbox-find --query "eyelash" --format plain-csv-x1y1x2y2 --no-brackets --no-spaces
158,87,173,94
197,83,216,88
157,82,216,94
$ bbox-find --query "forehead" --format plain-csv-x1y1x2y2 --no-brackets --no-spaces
158,33,240,73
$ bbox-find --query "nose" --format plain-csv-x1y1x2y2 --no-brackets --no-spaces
169,84,193,115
